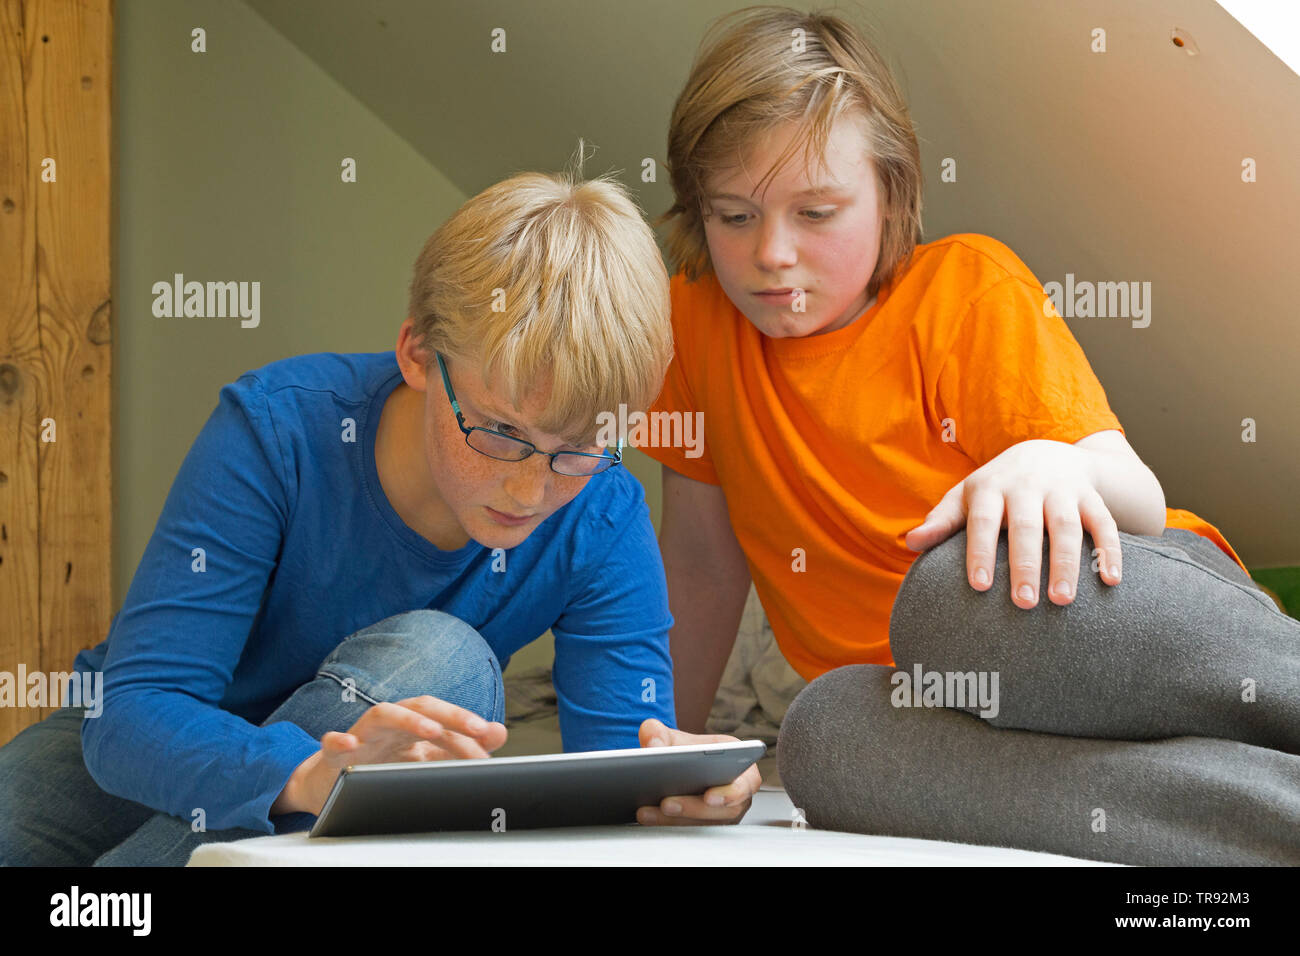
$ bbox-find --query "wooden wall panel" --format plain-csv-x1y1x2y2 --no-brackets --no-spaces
0,0,113,745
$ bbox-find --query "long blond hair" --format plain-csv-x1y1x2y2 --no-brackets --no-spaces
659,5,923,301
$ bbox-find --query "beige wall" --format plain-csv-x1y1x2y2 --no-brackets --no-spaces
113,0,469,604
114,1,1298,678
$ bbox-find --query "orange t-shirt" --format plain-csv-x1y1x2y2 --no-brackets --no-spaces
642,232,1247,681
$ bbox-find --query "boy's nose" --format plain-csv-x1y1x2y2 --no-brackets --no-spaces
502,452,550,509
754,218,798,271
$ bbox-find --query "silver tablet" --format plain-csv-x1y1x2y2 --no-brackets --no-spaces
307,739,767,837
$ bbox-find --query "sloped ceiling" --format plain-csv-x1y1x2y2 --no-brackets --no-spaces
243,0,1299,563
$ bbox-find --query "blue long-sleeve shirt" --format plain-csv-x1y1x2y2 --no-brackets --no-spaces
75,350,676,833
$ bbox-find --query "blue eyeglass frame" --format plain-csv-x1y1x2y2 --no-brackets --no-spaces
434,351,623,474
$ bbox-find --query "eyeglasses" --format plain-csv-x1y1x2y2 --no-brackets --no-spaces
435,352,622,477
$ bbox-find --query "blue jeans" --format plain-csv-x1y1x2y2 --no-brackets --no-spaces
0,610,505,866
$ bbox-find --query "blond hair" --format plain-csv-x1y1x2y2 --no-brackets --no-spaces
659,5,923,301
407,149,672,445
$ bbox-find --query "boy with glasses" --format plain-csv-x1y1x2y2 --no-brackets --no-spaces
0,165,760,866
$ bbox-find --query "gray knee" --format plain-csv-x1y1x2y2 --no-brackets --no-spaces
778,664,1002,838
778,664,898,831
889,527,990,668
1159,528,1259,592
888,527,1102,670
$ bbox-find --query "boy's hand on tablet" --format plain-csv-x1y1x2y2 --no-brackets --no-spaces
903,438,1123,609
321,696,508,767
633,718,762,826
280,697,508,815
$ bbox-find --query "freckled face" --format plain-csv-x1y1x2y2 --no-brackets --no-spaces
391,318,593,552
701,112,885,338
421,355,593,551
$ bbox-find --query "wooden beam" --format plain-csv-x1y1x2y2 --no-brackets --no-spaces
0,0,113,743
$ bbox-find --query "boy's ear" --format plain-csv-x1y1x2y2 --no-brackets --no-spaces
394,318,436,392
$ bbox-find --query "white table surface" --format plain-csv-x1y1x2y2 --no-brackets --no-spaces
187,787,1117,866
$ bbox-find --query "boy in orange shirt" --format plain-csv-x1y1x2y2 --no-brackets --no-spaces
636,6,1300,864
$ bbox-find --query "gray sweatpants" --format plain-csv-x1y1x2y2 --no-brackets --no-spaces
777,528,1300,865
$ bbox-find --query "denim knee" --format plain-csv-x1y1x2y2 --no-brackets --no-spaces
0,707,156,866
315,609,505,724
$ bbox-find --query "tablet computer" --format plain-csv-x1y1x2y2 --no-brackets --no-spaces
307,739,767,837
